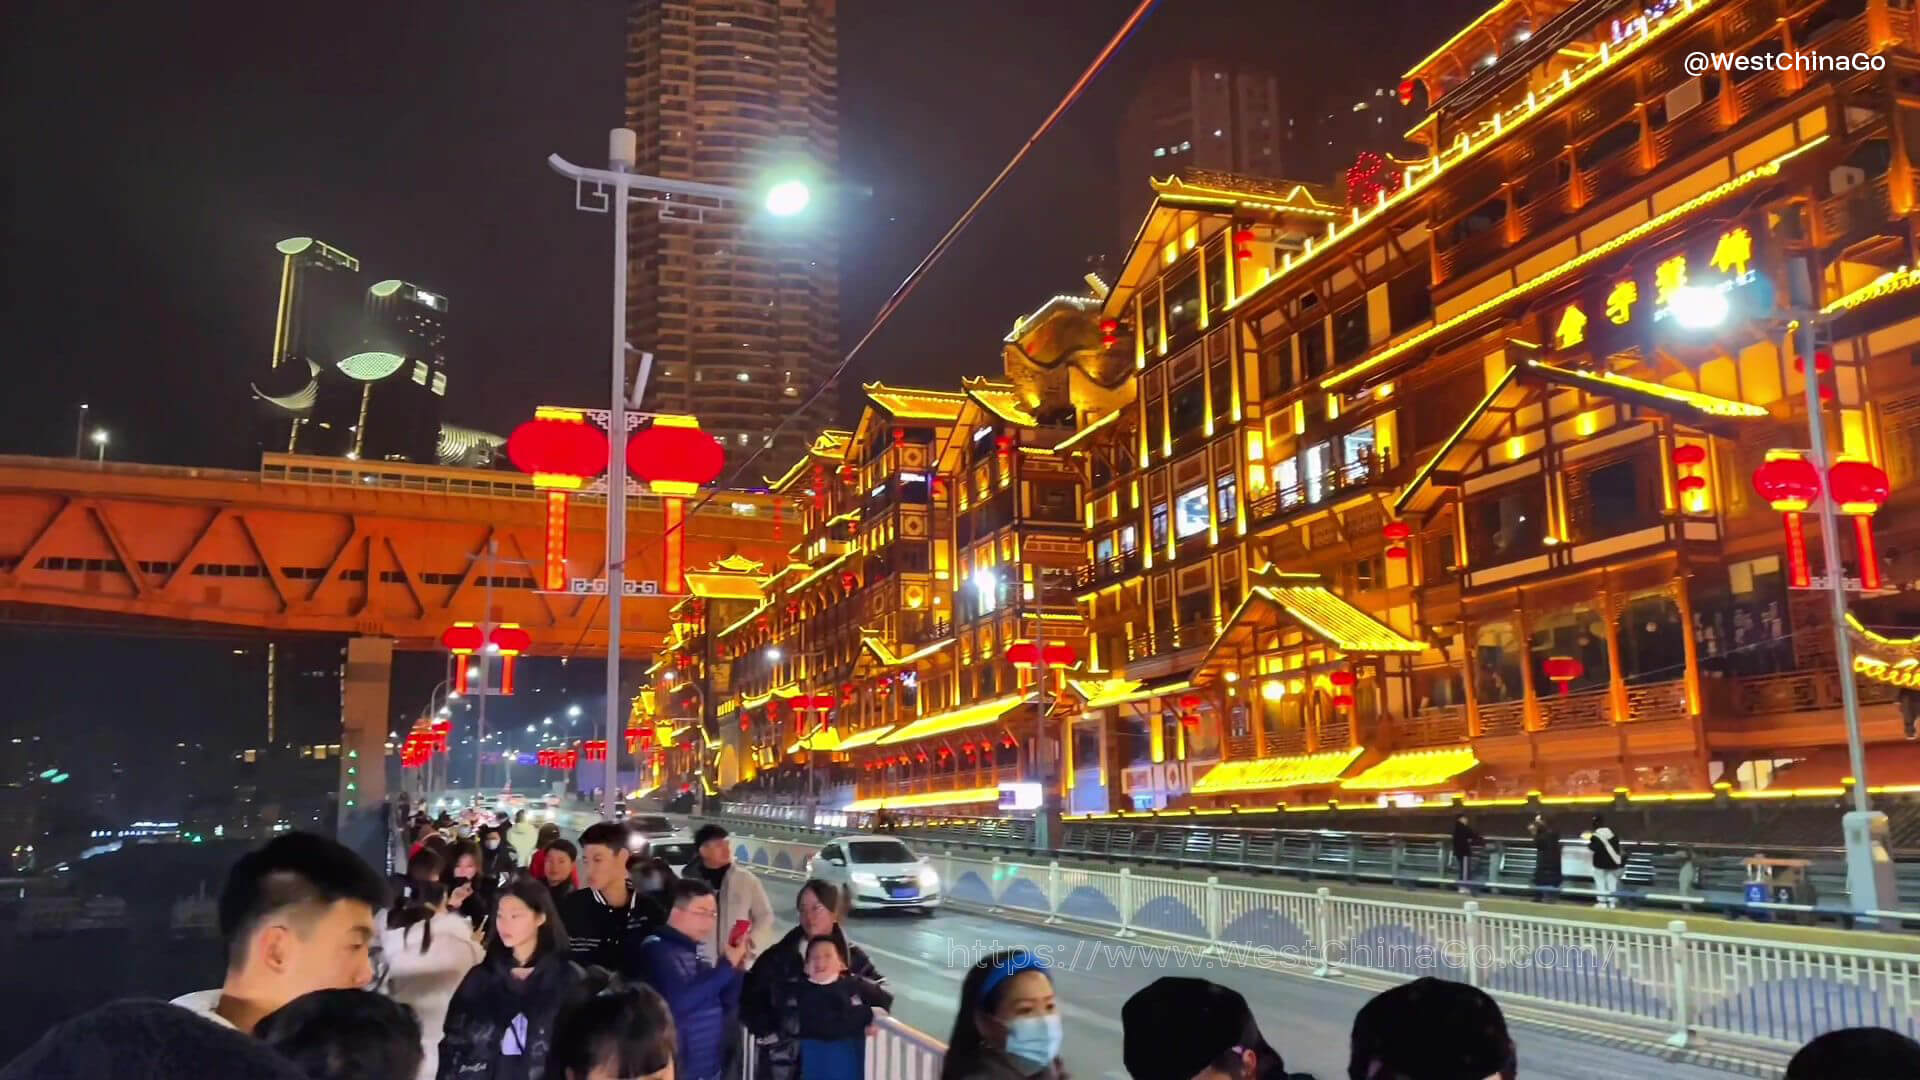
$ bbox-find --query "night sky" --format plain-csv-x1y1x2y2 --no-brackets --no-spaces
1,0,1482,808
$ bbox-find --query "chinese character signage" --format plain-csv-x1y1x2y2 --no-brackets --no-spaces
1547,222,1773,359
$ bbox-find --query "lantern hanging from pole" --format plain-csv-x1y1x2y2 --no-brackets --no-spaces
507,407,610,592
488,624,530,696
1829,458,1891,591
1752,454,1822,588
1041,643,1079,669
1541,656,1584,696
1006,642,1040,669
441,623,484,694
627,415,727,595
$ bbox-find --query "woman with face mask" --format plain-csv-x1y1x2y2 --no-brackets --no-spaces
941,950,1064,1080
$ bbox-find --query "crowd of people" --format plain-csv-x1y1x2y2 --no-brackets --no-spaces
5,809,1919,1080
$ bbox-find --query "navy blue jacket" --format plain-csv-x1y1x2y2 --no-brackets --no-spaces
632,924,742,1080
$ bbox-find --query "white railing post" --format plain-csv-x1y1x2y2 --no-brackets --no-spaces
1665,919,1693,1048
989,856,1004,912
1204,874,1222,954
1313,886,1343,978
1118,867,1135,937
1046,861,1061,923
1462,900,1482,987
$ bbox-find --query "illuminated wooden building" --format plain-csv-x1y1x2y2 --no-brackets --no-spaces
658,0,1920,811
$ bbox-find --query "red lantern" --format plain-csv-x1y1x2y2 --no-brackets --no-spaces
1830,459,1892,590
1818,383,1836,405
1232,227,1254,261
508,410,609,591
1041,643,1079,669
1180,712,1200,729
995,435,1013,460
1329,670,1356,688
1006,642,1040,669
1677,475,1707,493
1385,544,1409,560
1754,456,1822,588
841,571,858,591
740,717,751,731
1672,444,1707,467
1382,521,1411,542
1542,656,1584,696
1002,736,1017,749
1398,78,1417,105
1331,693,1356,709
488,624,530,696
1792,350,1836,375
1100,318,1120,348
1177,693,1202,711
628,417,726,595
840,465,856,483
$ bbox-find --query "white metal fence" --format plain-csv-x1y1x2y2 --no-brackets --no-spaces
726,832,1920,1054
739,1016,945,1080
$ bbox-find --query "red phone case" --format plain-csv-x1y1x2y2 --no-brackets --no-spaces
729,919,751,946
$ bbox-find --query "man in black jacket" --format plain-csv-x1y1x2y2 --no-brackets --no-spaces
558,821,664,975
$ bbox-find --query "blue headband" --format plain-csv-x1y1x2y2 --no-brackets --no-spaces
978,951,1048,1005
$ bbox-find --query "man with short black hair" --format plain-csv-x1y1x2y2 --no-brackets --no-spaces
1123,977,1294,1080
1786,1026,1920,1079
690,823,773,965
559,820,664,975
169,832,388,1034
1348,977,1516,1080
632,878,746,1080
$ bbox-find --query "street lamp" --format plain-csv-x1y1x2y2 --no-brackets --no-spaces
567,704,583,718
765,647,782,662
74,403,89,458
90,428,109,463
548,128,815,820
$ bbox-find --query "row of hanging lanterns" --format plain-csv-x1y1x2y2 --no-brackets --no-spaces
440,623,530,695
1752,454,1889,590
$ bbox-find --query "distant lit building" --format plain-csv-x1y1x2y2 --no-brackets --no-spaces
254,236,361,455
1119,61,1285,209
622,0,840,463
354,280,450,463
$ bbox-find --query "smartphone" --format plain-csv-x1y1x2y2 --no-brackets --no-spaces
729,919,751,948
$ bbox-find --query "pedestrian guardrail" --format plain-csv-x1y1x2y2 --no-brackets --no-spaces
722,830,1920,1055
740,1015,945,1080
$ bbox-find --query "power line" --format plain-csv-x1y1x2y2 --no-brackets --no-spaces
564,0,1164,662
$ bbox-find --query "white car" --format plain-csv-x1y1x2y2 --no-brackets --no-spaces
806,835,940,914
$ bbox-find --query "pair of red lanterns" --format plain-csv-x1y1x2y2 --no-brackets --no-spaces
1005,642,1079,669
506,408,727,594
440,623,531,695
1752,455,1890,590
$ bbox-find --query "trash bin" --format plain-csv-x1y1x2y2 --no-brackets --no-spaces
1745,856,1816,923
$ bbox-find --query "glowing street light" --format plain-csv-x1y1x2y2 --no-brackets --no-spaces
765,179,811,217
1669,285,1729,330
766,646,783,661
90,428,109,463
567,704,583,717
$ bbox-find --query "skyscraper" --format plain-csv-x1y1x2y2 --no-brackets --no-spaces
622,0,840,465
357,279,450,463
1119,60,1286,188
254,236,360,454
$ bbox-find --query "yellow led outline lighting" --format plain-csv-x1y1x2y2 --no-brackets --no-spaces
845,786,1002,812
1339,746,1480,790
1322,135,1827,391
1823,266,1920,315
1191,747,1364,794
876,694,1027,745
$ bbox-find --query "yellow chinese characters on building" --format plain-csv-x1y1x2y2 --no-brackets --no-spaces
1605,280,1637,326
1654,255,1688,306
1554,304,1588,351
1710,227,1752,278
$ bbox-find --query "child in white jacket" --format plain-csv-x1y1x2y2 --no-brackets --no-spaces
380,876,485,1080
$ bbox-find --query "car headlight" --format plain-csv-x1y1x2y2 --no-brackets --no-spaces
851,872,881,887
917,867,940,890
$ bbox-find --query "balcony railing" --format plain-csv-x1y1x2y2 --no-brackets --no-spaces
1076,552,1142,590
1125,619,1220,662
1247,449,1392,527
1625,679,1688,724
854,764,1020,800
1538,687,1611,730
1399,706,1469,748
1477,699,1527,738
1721,668,1899,716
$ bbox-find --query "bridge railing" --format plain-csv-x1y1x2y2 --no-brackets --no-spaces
719,829,1920,1056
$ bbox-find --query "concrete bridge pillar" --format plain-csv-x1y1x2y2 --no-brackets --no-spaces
339,636,394,868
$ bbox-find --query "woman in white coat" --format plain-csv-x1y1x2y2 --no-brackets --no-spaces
381,871,485,1080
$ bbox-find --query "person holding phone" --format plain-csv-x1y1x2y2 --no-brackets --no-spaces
436,877,600,1080
631,879,746,1080
688,825,773,966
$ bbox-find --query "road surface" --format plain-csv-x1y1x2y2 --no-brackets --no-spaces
758,878,1779,1080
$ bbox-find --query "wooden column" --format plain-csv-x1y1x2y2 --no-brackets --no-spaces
1601,571,1630,725
1516,598,1543,732
1673,571,1704,718
1462,621,1484,737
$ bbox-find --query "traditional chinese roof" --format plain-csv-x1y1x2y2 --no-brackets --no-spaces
764,429,852,489
1005,294,1101,343
1394,358,1769,515
961,377,1039,427
1191,748,1364,794
862,383,968,421
1339,747,1479,791
786,725,844,754
1148,170,1342,215
875,694,1028,745
1193,573,1426,683
861,633,955,668
1067,676,1194,710
683,554,769,602
1401,0,1580,88
845,786,1001,812
835,724,896,751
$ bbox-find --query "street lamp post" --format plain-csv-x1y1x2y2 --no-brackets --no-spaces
75,403,88,459
90,428,108,464
548,129,809,820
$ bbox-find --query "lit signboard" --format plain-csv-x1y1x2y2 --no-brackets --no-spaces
1548,224,1773,358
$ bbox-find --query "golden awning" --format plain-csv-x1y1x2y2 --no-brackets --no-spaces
1069,677,1193,710
876,694,1027,745
1193,572,1425,684
1339,747,1479,791
846,785,1001,812
836,724,896,751
1191,748,1362,794
786,726,845,754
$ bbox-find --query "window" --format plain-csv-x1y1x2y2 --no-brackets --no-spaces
1165,268,1202,348
1170,379,1206,440
1259,332,1294,398
1275,456,1302,508
1333,303,1369,366
1299,319,1329,379
1342,426,1377,468
1568,453,1657,543
846,840,913,863
1530,603,1610,694
1120,524,1139,554
1303,442,1331,503
1029,481,1077,522
1474,622,1524,704
1349,555,1381,590
1464,479,1547,565
1174,486,1210,538
1151,504,1170,548
1617,591,1685,685
1209,360,1232,422
1387,265,1433,335
1095,535,1116,562
1215,474,1237,522
1205,241,1227,314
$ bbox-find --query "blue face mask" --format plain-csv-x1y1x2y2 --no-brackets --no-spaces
1002,1014,1062,1073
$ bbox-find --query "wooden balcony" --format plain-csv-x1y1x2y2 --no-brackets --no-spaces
1075,551,1142,591
1625,679,1689,724
1434,224,1511,285
1719,668,1898,716
1538,687,1612,730
1651,103,1730,165
1478,699,1527,737
1125,619,1220,663
1398,705,1469,748
1247,449,1394,529
854,763,1020,801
